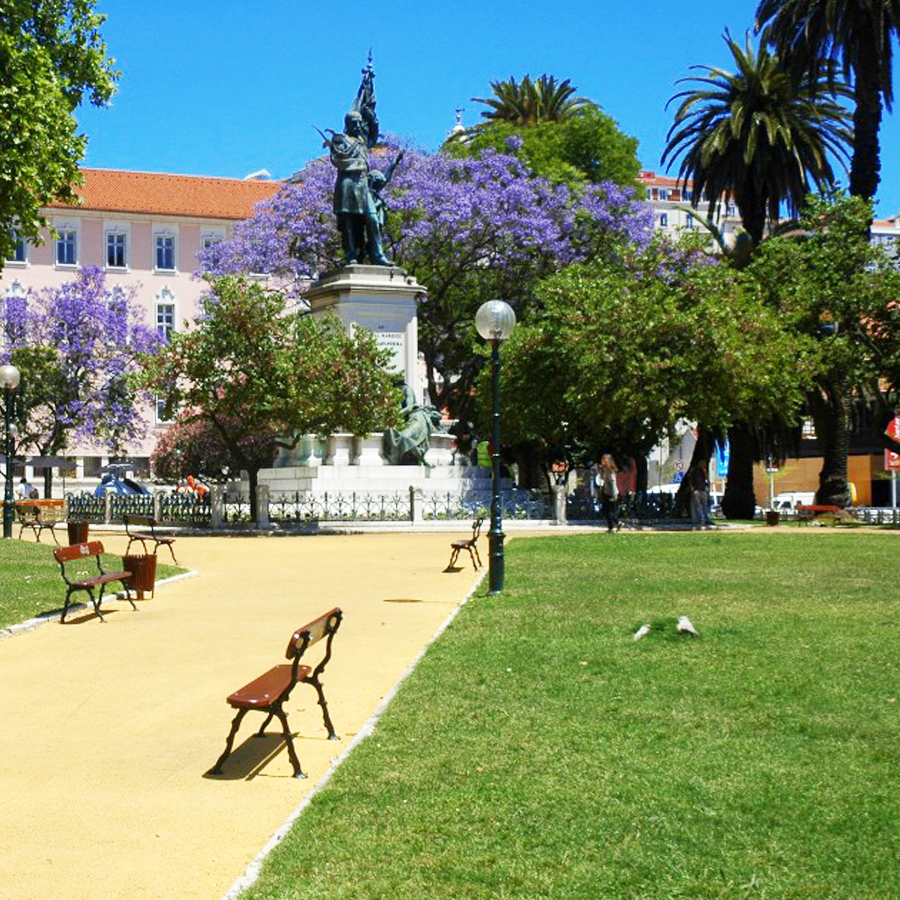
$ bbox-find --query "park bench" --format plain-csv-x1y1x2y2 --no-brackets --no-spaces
16,499,66,544
123,514,178,563
209,607,343,779
53,541,135,623
796,504,842,525
446,517,483,571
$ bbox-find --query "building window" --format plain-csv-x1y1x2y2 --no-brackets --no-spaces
726,203,737,217
201,234,222,250
659,213,668,228
7,231,26,264
155,397,174,424
156,302,175,341
685,214,695,230
659,189,669,201
106,232,127,268
56,229,77,266
155,234,176,271
683,189,693,202
645,188,652,199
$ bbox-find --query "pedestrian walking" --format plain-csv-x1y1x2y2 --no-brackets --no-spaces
687,459,713,528
596,454,621,532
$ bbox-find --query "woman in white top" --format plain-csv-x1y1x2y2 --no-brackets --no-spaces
596,454,620,532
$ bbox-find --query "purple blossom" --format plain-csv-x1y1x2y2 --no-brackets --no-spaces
0,267,161,453
198,142,653,406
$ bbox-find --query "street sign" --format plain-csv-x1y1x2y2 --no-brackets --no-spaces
886,450,900,472
886,416,900,442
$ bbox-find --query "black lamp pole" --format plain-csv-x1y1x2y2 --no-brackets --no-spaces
488,337,504,593
2,364,21,540
475,300,515,594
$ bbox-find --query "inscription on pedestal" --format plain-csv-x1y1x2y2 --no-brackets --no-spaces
374,330,405,373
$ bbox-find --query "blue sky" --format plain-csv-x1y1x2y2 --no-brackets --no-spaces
78,0,900,218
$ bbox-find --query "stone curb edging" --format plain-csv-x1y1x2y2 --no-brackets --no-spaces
220,567,490,900
0,570,198,640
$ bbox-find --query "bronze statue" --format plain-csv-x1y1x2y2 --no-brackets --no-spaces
382,382,443,466
319,54,402,266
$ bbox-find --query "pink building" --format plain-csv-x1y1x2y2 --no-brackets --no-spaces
2,168,280,488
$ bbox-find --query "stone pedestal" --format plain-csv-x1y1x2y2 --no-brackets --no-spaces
305,264,424,404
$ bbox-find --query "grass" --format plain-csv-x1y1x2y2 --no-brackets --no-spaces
0,538,185,629
239,531,900,900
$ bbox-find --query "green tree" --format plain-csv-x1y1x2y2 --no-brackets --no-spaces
662,30,852,247
662,30,851,517
491,241,812,490
445,108,641,190
0,1,118,266
746,194,900,506
469,75,595,129
139,277,400,519
756,0,900,202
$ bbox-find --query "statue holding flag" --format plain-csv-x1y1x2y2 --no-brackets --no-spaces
319,53,401,266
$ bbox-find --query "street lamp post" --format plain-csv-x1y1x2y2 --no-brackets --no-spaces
475,300,516,593
1,363,22,540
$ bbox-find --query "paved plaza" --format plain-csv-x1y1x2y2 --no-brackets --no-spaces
0,531,485,900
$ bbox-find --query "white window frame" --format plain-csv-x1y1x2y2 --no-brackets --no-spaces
155,396,174,425
54,220,80,268
153,224,178,273
200,227,225,252
659,213,668,228
105,222,130,270
658,188,669,201
155,287,177,342
685,214,695,230
7,230,27,265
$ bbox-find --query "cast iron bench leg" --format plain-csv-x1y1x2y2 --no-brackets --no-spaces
211,708,248,775
310,678,339,740
272,708,305,778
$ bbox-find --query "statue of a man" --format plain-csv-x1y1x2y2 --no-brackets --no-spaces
320,55,400,266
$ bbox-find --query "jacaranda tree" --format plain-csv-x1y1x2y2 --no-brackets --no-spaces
0,266,160,493
200,144,653,422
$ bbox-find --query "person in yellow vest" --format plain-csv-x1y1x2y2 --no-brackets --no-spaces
476,440,491,470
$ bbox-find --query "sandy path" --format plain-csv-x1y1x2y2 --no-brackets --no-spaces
0,532,484,900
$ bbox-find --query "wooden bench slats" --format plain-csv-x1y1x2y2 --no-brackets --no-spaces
123,514,178,563
227,664,313,708
210,608,343,779
16,500,66,544
54,541,134,623
447,518,484,571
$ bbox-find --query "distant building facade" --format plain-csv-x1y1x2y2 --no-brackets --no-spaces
1,168,280,486
638,170,742,242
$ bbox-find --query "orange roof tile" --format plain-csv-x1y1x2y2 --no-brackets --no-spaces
47,168,281,220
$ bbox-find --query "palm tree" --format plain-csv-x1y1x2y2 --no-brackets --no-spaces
662,31,851,518
756,1,900,507
756,0,900,202
471,75,595,129
662,30,852,246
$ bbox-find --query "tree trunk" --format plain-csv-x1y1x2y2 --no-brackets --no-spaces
848,40,883,202
721,422,757,519
808,387,851,507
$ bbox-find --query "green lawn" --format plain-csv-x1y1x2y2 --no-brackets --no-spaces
0,538,185,629
240,531,900,900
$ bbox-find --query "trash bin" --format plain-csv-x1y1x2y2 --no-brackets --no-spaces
67,521,89,544
122,553,157,600
766,510,780,527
